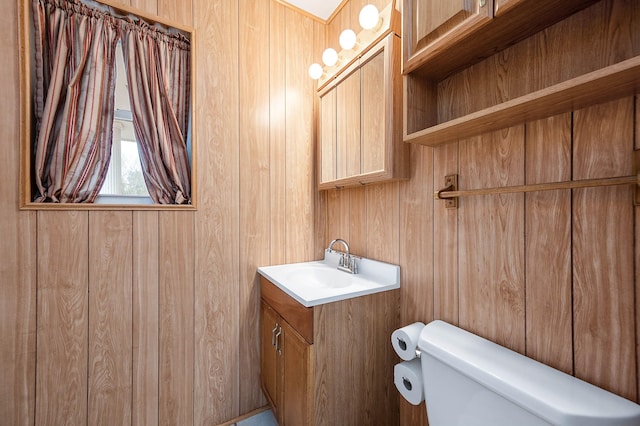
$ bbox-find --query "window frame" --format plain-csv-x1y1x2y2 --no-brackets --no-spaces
18,0,197,210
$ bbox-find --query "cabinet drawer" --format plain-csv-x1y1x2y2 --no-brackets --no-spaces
260,276,314,344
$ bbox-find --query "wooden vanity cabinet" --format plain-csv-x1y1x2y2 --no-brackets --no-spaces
318,32,407,190
261,301,313,425
259,276,400,425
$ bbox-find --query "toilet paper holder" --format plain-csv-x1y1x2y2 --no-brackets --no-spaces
402,377,413,391
396,335,422,359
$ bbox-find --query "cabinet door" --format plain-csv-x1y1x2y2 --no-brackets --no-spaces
260,302,280,410
336,68,361,180
361,48,386,175
319,88,336,184
280,320,312,426
403,0,492,70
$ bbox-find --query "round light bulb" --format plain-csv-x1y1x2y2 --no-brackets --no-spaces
339,29,357,50
359,4,380,30
308,63,323,80
322,48,338,67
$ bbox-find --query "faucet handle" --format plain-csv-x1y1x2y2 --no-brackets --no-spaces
350,257,358,274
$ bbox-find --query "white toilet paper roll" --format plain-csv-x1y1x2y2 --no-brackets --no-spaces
394,359,424,405
391,322,425,360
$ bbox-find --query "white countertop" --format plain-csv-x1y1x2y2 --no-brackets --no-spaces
257,250,400,307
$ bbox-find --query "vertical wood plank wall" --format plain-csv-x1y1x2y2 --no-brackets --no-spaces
324,1,640,425
0,0,321,424
2,1,640,426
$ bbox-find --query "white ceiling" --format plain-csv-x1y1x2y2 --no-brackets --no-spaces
280,0,344,21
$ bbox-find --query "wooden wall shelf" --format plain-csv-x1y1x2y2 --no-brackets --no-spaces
404,55,640,147
403,0,600,81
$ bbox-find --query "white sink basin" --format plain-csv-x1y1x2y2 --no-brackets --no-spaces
282,263,355,289
257,250,400,307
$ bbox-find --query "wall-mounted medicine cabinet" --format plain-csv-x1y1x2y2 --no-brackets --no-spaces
316,4,408,190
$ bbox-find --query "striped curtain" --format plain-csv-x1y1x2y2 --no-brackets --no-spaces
32,0,119,203
120,21,191,204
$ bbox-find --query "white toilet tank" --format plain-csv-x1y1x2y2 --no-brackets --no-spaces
418,320,640,426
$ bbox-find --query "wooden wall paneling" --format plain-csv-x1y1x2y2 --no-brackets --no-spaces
524,114,573,374
325,189,349,247
442,39,528,118
399,144,434,324
158,0,192,25
458,126,526,353
285,8,316,263
159,211,195,425
129,0,157,15
193,0,240,422
636,96,640,150
348,0,364,34
348,188,367,255
572,184,636,400
239,0,271,413
573,98,634,180
0,189,36,425
270,0,287,266
436,71,472,124
398,144,433,426
567,0,637,78
327,1,349,50
437,42,516,121
365,183,400,264
433,141,458,325
36,211,89,425
1,0,36,421
491,42,530,104
637,205,640,403
519,0,640,90
132,211,159,426
314,17,329,259
88,211,133,424
361,290,400,425
572,97,636,401
348,0,387,33
435,0,640,125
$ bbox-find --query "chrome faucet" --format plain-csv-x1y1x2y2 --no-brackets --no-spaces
327,238,358,274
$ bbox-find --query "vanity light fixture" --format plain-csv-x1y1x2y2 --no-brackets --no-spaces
359,4,381,31
322,48,338,67
339,29,357,50
307,2,397,88
308,63,323,80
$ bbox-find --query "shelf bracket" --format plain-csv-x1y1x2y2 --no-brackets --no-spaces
434,174,458,209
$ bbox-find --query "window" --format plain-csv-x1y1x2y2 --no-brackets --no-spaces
19,0,196,209
98,43,151,204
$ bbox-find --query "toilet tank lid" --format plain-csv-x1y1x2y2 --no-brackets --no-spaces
418,320,640,426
